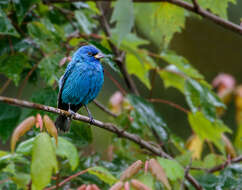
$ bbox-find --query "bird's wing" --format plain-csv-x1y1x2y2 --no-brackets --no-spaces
57,60,77,109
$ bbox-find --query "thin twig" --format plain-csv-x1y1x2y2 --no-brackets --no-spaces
93,99,118,117
149,98,189,114
181,158,192,190
191,0,199,10
96,2,140,95
0,79,11,95
46,0,242,36
104,69,127,95
45,169,89,190
148,68,157,99
208,155,242,173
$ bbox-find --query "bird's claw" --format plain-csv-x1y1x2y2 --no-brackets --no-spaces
89,116,94,125
68,109,75,119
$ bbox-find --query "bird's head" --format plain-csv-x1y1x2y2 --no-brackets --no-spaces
73,45,104,63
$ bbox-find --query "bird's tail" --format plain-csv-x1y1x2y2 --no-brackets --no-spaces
55,115,71,132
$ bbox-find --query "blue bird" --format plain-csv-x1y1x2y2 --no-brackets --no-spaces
55,45,104,131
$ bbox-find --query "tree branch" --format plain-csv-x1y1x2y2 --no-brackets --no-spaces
45,0,242,36
93,99,118,118
96,2,140,95
0,95,203,190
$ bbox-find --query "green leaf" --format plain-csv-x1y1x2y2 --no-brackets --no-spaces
185,78,225,121
136,172,155,189
16,137,35,155
126,52,151,89
74,10,94,34
0,53,29,85
11,173,30,189
88,166,118,185
54,137,79,171
0,8,19,37
128,95,169,141
197,0,236,19
0,103,21,143
157,157,184,181
13,0,40,24
111,0,134,45
135,3,186,48
188,111,231,153
234,123,242,154
161,51,204,79
159,65,185,92
31,133,58,190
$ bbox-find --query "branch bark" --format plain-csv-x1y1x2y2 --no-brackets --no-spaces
44,0,242,36
0,95,203,190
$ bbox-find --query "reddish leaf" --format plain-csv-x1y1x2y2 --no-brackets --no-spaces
43,115,58,145
91,184,100,190
148,158,171,190
124,181,130,190
109,181,124,190
131,179,151,190
35,114,43,131
11,116,35,152
120,160,143,181
77,184,87,190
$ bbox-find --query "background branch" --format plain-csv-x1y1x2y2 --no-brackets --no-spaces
0,95,203,190
44,0,242,36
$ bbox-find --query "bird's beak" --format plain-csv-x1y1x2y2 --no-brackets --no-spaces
94,52,104,60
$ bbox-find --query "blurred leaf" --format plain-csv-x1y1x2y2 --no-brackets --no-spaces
161,51,204,79
0,53,29,85
188,111,231,153
126,53,151,89
157,157,184,181
0,103,21,143
13,0,40,23
202,154,224,169
131,179,152,190
31,132,58,190
234,123,242,154
54,137,79,171
0,8,19,37
185,78,225,121
136,172,155,190
11,172,30,189
128,95,168,142
186,134,204,160
120,160,143,181
88,166,118,186
197,0,236,19
148,158,171,190
111,0,134,45
135,3,186,48
75,10,94,34
221,134,237,158
16,137,35,155
43,115,58,145
159,65,185,92
109,181,123,190
11,116,35,152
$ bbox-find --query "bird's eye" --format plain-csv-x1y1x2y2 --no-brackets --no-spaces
88,52,93,56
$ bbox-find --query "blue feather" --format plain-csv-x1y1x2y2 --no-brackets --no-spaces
55,45,104,131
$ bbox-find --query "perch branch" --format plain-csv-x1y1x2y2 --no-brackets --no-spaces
45,0,242,36
0,95,203,190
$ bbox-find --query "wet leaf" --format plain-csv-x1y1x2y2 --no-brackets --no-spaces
31,133,58,190
111,0,134,45
188,111,231,153
16,137,35,155
54,137,79,171
128,95,168,142
11,116,35,152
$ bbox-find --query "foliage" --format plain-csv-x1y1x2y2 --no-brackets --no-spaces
0,0,241,189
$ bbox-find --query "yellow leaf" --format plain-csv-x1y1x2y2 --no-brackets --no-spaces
186,134,203,160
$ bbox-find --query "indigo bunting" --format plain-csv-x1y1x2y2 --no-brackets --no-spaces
55,45,104,131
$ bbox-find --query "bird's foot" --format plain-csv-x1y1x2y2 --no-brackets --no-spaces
89,116,94,125
68,109,75,119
